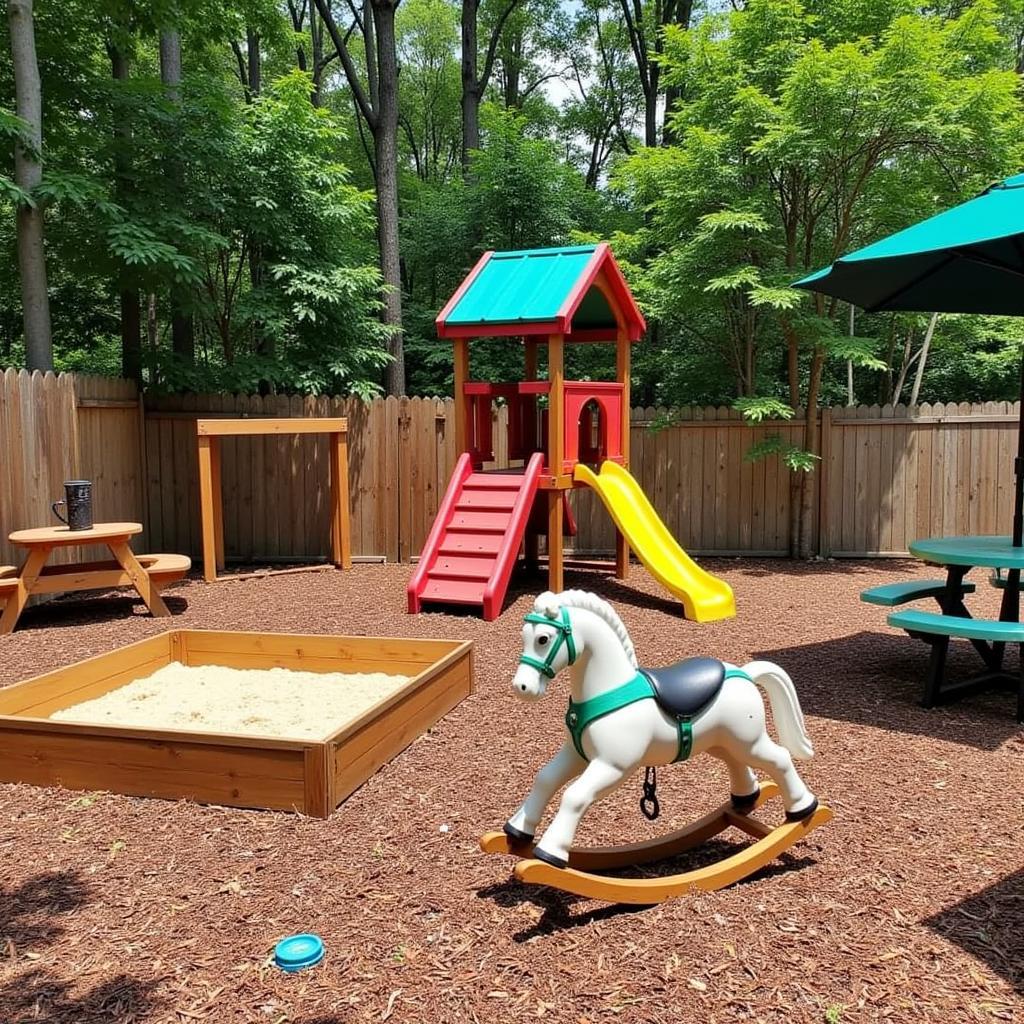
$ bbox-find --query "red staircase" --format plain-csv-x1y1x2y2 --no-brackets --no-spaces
408,452,545,620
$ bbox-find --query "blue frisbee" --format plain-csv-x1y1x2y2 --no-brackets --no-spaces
274,933,325,973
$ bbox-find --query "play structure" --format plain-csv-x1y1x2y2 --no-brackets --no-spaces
407,243,735,621
480,590,831,904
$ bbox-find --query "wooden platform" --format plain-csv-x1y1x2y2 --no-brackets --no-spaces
0,630,473,817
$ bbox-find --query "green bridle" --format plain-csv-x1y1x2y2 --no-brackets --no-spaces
519,606,577,679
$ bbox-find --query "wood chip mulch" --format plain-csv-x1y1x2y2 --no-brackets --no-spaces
1,559,1022,1024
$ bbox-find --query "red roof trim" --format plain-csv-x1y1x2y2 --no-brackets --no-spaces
435,250,493,337
554,242,646,341
555,243,608,322
439,320,563,339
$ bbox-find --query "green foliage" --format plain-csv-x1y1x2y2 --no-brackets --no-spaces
616,0,1024,415
745,434,820,472
2,0,1024,418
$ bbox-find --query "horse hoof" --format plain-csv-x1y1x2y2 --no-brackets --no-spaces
730,787,761,813
532,846,568,870
785,796,818,823
503,822,534,845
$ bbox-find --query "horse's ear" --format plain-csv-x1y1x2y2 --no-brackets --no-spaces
535,591,561,619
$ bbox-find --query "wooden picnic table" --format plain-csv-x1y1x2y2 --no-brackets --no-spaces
0,523,190,634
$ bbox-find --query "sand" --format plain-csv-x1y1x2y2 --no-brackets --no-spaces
49,661,411,739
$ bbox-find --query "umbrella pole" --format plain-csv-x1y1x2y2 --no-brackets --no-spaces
1016,354,1024,548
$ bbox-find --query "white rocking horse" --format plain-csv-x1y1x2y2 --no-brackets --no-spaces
480,590,831,904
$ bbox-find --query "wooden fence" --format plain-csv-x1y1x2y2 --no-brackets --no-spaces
0,371,1018,565
0,371,144,569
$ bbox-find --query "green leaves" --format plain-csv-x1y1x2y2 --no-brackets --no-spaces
734,396,795,422
745,433,820,472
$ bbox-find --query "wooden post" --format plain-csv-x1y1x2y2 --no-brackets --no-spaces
210,436,225,571
453,338,470,457
547,334,565,592
329,429,352,569
524,338,540,567
818,406,831,558
615,328,631,579
197,434,218,583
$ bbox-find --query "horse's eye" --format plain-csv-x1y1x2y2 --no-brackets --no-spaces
537,635,549,647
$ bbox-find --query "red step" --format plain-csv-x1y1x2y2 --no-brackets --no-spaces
448,510,512,532
439,533,503,556
464,474,523,490
429,555,496,580
419,578,486,605
456,489,518,512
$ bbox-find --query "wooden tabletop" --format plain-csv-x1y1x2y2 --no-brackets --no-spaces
909,535,1024,569
9,522,143,546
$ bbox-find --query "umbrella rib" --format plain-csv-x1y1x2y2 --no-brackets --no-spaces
865,253,958,312
949,247,1024,282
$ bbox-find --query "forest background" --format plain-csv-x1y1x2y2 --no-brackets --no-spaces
4,0,1024,553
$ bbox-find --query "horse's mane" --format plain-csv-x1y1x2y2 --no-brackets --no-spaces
533,590,638,668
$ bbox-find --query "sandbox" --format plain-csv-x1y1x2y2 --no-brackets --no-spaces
0,630,473,816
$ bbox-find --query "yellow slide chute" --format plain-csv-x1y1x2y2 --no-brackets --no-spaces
573,461,735,622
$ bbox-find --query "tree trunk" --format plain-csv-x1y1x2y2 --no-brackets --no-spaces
7,0,52,370
910,312,938,406
247,30,261,98
660,1,692,145
373,0,405,395
796,347,825,558
310,2,323,106
643,83,657,147
460,0,480,175
160,27,194,365
111,44,141,384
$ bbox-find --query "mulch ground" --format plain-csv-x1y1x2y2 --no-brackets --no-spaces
1,559,1023,1024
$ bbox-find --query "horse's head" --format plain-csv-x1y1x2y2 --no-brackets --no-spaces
512,592,579,699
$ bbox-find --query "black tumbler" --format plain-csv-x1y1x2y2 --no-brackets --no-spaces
52,480,93,531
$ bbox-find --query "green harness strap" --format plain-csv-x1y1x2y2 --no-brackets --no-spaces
565,667,753,763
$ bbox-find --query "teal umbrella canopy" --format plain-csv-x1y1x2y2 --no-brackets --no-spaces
794,174,1024,313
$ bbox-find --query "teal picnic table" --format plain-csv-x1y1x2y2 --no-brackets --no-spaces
900,535,1024,718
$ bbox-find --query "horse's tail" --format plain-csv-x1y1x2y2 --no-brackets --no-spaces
741,660,814,761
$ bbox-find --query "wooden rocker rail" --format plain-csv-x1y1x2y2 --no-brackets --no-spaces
480,783,833,905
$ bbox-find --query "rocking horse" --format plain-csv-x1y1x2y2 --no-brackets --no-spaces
480,590,832,904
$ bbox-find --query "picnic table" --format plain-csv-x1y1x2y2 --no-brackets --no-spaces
0,522,190,634
862,535,1024,720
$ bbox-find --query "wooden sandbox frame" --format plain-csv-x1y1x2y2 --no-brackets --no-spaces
0,630,473,817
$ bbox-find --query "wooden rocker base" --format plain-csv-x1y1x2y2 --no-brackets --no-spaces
479,782,833,905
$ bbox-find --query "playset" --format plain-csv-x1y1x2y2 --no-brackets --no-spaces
408,243,734,622
480,590,831,904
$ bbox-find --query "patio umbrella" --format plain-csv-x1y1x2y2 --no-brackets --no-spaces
793,172,1024,545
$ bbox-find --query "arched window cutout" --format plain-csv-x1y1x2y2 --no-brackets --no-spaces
578,398,607,466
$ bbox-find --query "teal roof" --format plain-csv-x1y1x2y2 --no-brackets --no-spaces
436,243,646,339
448,246,599,326
793,174,1024,313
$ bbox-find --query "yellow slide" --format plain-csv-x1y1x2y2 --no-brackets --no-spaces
574,461,735,622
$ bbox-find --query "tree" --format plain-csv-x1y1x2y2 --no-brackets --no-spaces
613,0,693,147
314,0,406,396
622,0,1024,556
460,0,522,173
6,0,52,370
159,21,194,362
109,31,142,383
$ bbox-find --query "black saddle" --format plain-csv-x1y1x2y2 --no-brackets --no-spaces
640,657,725,719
